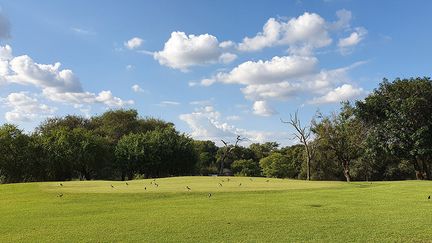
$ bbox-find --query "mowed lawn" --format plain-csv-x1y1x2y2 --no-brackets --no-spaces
1,177,431,242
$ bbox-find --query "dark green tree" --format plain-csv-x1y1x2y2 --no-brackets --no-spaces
356,77,432,179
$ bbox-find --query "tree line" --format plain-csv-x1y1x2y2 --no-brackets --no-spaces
0,77,431,183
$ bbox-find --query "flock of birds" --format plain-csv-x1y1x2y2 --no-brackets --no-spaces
55,177,272,199
55,180,432,201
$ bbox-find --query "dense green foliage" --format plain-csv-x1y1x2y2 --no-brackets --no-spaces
1,177,431,242
1,77,432,183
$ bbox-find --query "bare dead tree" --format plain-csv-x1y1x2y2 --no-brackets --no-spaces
281,111,315,181
219,135,245,175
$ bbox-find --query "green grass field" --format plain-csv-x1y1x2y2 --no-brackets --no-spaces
1,177,431,242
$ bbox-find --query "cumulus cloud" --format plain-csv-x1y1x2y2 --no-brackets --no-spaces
124,37,144,50
238,12,332,52
153,31,236,71
7,55,83,93
179,106,287,145
42,89,134,107
212,55,318,85
200,51,366,111
252,100,277,116
0,45,133,108
309,84,366,104
2,92,56,122
338,27,367,53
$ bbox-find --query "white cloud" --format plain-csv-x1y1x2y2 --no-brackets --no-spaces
219,40,236,49
7,55,83,92
238,12,332,52
238,18,281,52
252,100,277,116
226,115,241,121
241,82,301,100
330,9,352,30
309,84,365,104
153,31,235,71
338,27,367,53
219,52,237,64
71,27,95,35
159,101,180,106
213,55,318,85
200,50,366,110
179,106,287,145
3,92,56,122
0,45,133,109
131,84,144,93
126,64,134,71
42,89,134,107
124,37,144,50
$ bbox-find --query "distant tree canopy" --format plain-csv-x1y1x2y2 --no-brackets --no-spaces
0,77,431,183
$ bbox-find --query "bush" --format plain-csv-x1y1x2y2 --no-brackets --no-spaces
259,153,297,178
231,159,261,177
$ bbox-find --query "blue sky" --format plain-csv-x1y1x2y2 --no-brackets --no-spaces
0,0,431,146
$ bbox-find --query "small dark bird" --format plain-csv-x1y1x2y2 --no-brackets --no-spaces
208,193,212,198
218,183,223,187
239,183,242,186
111,185,114,188
266,179,270,182
150,181,153,185
428,195,431,199
155,183,159,187
57,193,63,198
186,186,191,191
227,178,230,182
144,187,147,190
125,182,129,186
249,178,253,181
221,179,224,182
59,183,63,187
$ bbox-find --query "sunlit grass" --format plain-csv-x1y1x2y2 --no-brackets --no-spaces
1,177,431,242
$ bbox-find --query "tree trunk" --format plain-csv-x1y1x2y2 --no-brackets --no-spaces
421,160,430,180
412,159,422,180
304,145,311,181
343,162,351,182
219,160,224,175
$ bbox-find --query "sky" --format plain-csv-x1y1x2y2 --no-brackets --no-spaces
0,0,431,146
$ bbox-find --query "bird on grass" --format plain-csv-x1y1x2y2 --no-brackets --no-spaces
57,193,63,198
249,178,253,181
111,185,114,188
238,183,242,187
428,195,431,200
266,179,270,182
186,186,191,191
125,182,129,186
155,183,159,187
218,183,223,187
144,187,147,190
226,178,230,182
221,179,225,182
59,183,63,187
208,193,212,198
150,181,153,185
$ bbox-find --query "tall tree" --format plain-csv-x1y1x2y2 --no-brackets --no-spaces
312,103,365,182
356,77,432,180
282,111,315,180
